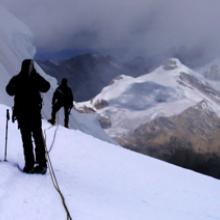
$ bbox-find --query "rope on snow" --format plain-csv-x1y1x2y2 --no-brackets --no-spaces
44,126,73,220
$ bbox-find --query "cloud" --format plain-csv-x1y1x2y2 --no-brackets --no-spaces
1,0,220,65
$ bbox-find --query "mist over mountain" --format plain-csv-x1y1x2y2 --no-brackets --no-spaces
1,0,220,67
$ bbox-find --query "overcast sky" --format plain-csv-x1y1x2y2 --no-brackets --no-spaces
0,0,220,65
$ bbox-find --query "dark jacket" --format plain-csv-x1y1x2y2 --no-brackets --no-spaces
52,84,74,108
6,71,50,116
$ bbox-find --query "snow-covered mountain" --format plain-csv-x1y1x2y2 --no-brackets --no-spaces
82,58,220,177
1,104,220,220
90,58,220,134
0,5,220,220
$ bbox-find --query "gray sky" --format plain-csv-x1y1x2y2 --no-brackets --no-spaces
1,0,220,64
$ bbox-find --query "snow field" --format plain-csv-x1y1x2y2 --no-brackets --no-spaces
0,105,219,220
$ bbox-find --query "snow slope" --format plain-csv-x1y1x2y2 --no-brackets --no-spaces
0,104,220,220
0,6,35,105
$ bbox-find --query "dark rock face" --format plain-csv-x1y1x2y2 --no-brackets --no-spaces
93,99,109,109
98,115,112,129
38,53,150,101
119,102,220,178
39,54,126,101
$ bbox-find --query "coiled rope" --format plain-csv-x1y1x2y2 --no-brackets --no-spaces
44,126,73,220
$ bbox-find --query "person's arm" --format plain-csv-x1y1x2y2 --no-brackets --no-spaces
52,90,57,105
5,77,16,96
35,74,51,93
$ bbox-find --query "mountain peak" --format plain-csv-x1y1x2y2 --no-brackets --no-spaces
163,58,184,71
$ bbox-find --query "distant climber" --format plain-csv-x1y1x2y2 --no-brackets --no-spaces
48,78,74,128
6,59,50,174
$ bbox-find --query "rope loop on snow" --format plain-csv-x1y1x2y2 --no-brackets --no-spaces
44,126,73,220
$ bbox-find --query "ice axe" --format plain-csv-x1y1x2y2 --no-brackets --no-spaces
4,109,10,161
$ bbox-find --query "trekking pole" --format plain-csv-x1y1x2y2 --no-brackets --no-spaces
4,109,10,161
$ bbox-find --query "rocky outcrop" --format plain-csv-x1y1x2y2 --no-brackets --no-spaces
119,101,220,178
179,72,220,104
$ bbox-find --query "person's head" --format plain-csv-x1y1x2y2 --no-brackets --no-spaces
20,59,35,76
61,78,68,86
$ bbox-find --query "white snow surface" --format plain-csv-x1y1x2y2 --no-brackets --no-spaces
0,104,220,220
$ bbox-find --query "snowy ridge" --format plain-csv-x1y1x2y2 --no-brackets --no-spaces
0,104,220,220
92,58,190,101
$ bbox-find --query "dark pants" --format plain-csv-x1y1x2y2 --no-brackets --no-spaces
17,112,46,168
51,102,70,127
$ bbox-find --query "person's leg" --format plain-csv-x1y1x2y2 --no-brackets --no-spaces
49,103,61,125
64,106,70,128
18,119,35,171
32,115,47,168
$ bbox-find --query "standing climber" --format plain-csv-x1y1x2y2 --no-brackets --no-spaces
48,78,73,128
6,59,50,174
